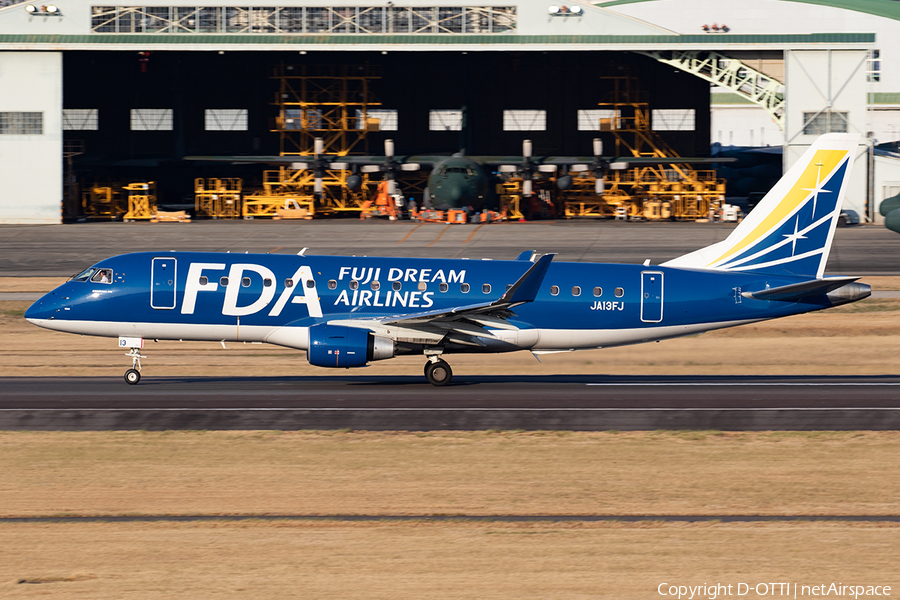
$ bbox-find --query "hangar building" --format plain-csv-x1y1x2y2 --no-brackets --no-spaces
0,0,883,223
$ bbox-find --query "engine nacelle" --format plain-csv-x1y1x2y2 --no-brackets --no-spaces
307,324,394,368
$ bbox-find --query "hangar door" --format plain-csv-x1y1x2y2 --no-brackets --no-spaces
151,257,177,310
640,271,663,323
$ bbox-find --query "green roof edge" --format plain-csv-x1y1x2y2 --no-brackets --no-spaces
596,0,900,22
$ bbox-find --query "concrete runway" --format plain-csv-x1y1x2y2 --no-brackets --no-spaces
3,376,900,431
2,220,899,276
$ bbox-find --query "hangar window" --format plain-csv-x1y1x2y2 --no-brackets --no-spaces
430,110,463,131
652,109,695,131
360,109,398,131
577,109,618,132
503,110,546,132
867,49,881,83
803,111,849,135
92,6,516,34
131,109,173,131
205,109,248,131
63,109,99,131
0,112,42,135
284,109,321,130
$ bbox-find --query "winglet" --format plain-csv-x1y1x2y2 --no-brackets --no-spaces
494,253,555,306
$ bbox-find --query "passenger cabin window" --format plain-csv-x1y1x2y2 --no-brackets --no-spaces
615,287,624,298
220,277,229,286
90,268,113,284
199,276,208,286
461,283,470,293
350,280,359,290
328,280,337,290
371,281,380,291
241,277,251,287
439,283,448,293
418,282,427,291
285,279,294,288
593,287,602,297
482,283,491,294
550,285,559,296
306,279,315,288
263,278,272,288
392,281,402,291
572,286,581,297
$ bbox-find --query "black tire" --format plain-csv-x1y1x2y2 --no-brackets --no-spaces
425,360,453,386
124,368,141,385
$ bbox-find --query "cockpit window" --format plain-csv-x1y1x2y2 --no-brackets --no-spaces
90,268,113,284
70,267,96,282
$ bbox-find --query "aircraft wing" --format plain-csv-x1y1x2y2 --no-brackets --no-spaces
382,253,555,328
184,154,445,168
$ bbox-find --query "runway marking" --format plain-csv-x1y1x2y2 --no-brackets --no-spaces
587,383,900,386
425,225,452,247
396,223,424,243
1,514,897,523
463,223,485,244
270,246,282,253
2,407,899,411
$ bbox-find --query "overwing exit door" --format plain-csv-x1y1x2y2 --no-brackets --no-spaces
640,271,663,323
151,257,177,309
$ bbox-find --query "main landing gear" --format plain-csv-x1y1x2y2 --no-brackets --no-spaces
124,347,146,385
424,357,453,386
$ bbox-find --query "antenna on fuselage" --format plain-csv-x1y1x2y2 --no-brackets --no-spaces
298,247,308,256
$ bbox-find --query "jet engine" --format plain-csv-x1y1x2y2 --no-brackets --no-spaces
307,324,394,368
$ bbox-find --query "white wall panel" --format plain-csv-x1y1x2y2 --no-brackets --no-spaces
0,52,62,224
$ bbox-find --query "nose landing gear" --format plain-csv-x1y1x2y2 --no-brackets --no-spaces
424,356,453,386
118,337,147,385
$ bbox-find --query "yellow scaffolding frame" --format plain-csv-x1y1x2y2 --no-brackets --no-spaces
195,178,242,219
123,182,157,221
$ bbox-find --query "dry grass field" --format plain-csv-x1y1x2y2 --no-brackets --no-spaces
2,278,899,597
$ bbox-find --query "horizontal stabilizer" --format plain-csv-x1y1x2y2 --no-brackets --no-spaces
741,276,860,301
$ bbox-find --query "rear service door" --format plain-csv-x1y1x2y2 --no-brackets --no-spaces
151,257,177,309
640,271,663,323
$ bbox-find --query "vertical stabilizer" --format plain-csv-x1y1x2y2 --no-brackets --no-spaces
662,133,860,278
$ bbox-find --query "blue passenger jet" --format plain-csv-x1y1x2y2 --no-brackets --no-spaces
27,134,870,386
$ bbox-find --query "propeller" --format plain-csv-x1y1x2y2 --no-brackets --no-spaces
569,138,628,195
499,139,556,197
360,139,420,196
290,137,350,199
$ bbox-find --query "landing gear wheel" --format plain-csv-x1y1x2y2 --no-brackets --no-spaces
425,360,453,386
124,368,141,385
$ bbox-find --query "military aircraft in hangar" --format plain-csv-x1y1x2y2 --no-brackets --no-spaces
29,134,867,386
187,138,733,213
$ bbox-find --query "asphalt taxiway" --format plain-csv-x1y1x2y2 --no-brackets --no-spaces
3,375,899,431
3,220,900,276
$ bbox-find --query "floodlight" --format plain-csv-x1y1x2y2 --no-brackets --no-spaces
570,5,583,13
24,4,37,12
548,5,560,13
45,5,59,13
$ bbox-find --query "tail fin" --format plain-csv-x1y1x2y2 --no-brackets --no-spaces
663,133,860,278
